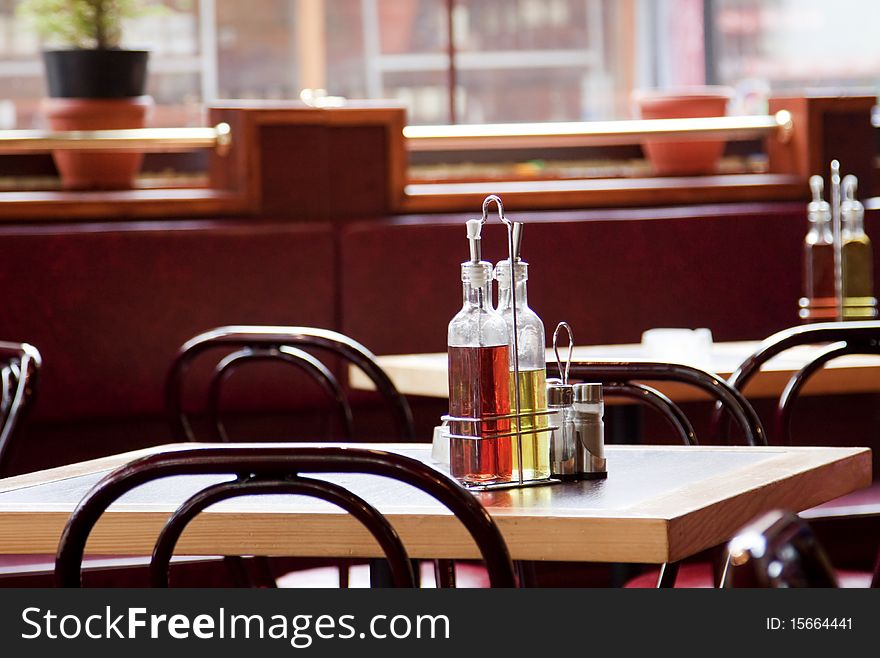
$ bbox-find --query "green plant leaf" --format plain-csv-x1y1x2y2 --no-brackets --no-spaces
16,0,169,49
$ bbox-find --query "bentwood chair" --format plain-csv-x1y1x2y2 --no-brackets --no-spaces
0,343,236,587
54,445,517,588
537,361,767,589
725,322,880,575
566,361,766,447
722,320,880,444
723,510,841,588
166,325,415,445
0,342,51,584
164,325,422,587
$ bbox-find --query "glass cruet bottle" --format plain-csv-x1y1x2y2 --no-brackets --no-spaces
495,246,550,481
800,175,836,322
447,219,513,485
841,175,877,319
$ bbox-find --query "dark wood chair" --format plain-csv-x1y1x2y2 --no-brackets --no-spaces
0,342,60,585
165,325,415,444
0,342,237,587
164,325,424,587
723,321,880,583
724,510,840,588
625,323,880,588
723,320,880,444
541,361,767,588
54,444,517,588
567,361,766,447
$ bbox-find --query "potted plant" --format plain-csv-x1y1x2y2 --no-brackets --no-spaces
632,86,734,176
17,0,160,189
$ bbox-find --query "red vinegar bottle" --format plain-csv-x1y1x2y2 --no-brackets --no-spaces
447,219,512,485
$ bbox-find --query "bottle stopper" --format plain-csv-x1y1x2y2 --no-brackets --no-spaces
841,175,863,223
466,218,483,263
807,175,831,223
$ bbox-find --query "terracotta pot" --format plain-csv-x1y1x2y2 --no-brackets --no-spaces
633,87,733,176
42,96,153,190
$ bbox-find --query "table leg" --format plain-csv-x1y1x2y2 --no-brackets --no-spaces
608,403,645,587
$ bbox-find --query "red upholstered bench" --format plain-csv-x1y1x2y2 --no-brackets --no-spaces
0,219,338,474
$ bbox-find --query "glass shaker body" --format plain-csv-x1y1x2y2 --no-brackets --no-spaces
495,259,550,481
447,261,512,484
547,380,576,480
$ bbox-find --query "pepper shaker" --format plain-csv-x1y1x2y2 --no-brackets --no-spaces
548,322,577,480
547,378,576,480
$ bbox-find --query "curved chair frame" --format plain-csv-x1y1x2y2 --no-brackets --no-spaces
166,326,415,443
566,361,766,589
567,361,766,446
724,321,880,444
0,342,41,471
55,445,517,588
151,476,413,588
207,345,355,442
600,382,697,447
723,510,838,588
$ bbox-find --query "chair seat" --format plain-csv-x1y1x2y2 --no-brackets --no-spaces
801,481,880,520
623,562,873,588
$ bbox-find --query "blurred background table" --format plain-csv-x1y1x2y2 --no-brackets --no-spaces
350,340,880,402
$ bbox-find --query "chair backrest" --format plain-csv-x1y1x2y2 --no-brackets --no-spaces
165,325,415,443
566,361,766,446
724,510,838,588
725,320,880,443
54,445,517,588
565,361,766,589
0,341,41,474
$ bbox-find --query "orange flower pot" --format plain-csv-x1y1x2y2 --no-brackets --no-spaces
42,95,153,190
633,87,733,176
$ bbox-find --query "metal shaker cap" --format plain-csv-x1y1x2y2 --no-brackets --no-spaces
573,382,603,404
547,381,573,407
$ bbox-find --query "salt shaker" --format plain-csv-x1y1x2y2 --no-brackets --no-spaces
571,383,607,479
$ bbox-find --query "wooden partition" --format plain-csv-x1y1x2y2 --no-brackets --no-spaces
208,103,407,220
0,94,875,221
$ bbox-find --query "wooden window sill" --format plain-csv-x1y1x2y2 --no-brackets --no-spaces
0,188,250,222
398,173,805,213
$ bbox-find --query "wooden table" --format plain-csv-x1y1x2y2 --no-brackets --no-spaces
0,442,869,565
350,340,880,402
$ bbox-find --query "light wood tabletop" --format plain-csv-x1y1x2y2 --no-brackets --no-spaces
350,340,880,402
0,442,869,564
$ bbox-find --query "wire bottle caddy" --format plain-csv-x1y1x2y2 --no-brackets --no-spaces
441,407,558,490
444,194,559,490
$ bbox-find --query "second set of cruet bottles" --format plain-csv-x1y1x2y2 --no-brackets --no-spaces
446,217,550,486
801,163,876,322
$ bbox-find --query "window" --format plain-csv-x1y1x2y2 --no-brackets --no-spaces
707,0,880,110
0,0,650,128
0,1,877,127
